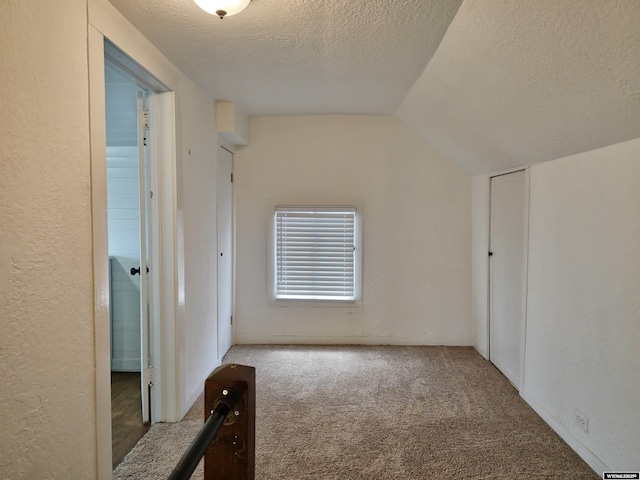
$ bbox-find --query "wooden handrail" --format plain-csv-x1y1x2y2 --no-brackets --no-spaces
169,363,256,480
205,364,256,480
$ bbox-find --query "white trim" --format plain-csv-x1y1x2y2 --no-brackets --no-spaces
518,169,531,392
521,389,607,475
88,24,112,480
231,146,238,347
235,334,471,345
145,92,162,422
136,91,151,423
88,0,179,91
105,40,168,92
155,91,179,422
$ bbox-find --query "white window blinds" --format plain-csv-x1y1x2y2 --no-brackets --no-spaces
274,206,357,301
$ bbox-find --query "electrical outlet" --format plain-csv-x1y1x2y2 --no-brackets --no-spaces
575,410,589,433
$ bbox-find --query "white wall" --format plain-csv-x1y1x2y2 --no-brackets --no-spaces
235,115,472,345
522,138,640,471
471,137,640,472
0,1,97,478
178,80,220,414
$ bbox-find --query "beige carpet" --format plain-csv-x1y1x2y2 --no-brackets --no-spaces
113,345,599,479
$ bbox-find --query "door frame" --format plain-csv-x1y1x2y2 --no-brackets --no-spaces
89,14,180,477
473,167,530,390
104,43,170,425
488,169,529,390
136,90,151,423
217,145,235,359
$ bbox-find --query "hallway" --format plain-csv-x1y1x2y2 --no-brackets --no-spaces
111,372,149,468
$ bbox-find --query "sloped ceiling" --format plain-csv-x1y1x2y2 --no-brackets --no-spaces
108,0,640,174
396,0,640,174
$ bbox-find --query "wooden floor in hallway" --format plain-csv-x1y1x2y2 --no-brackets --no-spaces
111,372,149,469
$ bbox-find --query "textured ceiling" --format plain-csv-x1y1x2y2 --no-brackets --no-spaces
108,0,640,174
396,0,640,174
107,0,464,115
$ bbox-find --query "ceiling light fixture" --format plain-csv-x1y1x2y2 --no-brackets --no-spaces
193,0,251,19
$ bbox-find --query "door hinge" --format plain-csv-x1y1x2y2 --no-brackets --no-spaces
142,109,149,146
146,366,155,387
143,109,150,130
230,173,233,183
230,315,233,325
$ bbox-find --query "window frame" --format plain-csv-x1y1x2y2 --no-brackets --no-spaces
267,200,362,307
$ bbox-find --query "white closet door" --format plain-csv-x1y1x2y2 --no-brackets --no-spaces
490,170,526,388
217,146,234,358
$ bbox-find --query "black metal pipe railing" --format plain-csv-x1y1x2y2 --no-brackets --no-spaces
168,401,234,480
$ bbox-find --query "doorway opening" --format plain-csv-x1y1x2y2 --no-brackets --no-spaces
104,41,166,467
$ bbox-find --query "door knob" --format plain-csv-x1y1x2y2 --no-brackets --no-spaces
130,266,149,276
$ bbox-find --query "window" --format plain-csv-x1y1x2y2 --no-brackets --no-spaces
273,206,360,301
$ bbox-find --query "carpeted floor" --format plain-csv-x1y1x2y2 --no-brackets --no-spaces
113,345,599,479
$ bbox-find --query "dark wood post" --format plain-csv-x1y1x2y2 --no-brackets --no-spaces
204,364,256,480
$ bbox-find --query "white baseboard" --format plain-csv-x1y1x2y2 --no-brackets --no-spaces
520,389,608,475
235,334,473,346
111,357,141,372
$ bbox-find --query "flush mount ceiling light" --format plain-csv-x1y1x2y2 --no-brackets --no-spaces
193,0,251,19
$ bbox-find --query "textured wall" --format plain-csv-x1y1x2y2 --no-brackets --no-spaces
178,78,220,415
0,1,97,478
524,138,640,470
235,115,472,345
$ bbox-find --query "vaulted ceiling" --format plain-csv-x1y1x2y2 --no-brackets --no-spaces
108,0,640,174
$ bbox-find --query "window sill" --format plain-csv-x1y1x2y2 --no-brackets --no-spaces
268,298,362,308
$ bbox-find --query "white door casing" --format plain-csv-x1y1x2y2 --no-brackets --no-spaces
91,20,180,476
136,92,152,423
104,42,172,424
217,146,234,359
